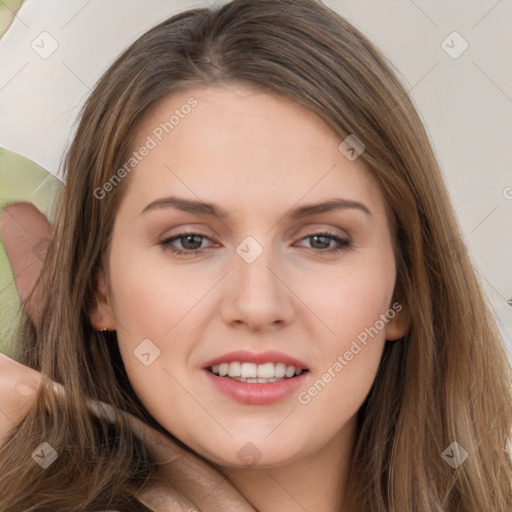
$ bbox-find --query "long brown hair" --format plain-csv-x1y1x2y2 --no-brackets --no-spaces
1,0,510,510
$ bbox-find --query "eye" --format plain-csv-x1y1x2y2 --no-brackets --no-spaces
159,230,351,256
159,232,214,255
294,231,351,254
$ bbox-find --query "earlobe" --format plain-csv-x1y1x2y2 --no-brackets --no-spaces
384,300,410,341
89,268,116,332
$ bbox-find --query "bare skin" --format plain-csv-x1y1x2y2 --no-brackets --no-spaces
0,202,49,328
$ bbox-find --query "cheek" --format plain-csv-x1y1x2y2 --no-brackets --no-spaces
295,252,394,417
106,245,211,418
108,244,210,336
303,253,395,347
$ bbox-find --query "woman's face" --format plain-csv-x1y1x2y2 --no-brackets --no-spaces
93,84,408,467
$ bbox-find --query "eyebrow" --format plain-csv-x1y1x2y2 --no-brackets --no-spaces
139,195,372,219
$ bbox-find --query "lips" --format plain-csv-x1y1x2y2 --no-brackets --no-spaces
201,350,310,405
202,367,309,405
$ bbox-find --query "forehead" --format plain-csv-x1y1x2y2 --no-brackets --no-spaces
119,84,384,219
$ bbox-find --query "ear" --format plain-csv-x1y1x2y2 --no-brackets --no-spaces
384,286,411,341
89,268,116,331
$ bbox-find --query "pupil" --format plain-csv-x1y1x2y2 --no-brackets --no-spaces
311,235,329,249
183,235,202,249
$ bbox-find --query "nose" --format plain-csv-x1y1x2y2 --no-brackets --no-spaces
220,241,296,332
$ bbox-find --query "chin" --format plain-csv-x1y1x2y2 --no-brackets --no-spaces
188,433,309,469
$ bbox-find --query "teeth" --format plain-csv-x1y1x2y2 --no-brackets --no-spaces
228,361,241,377
241,362,257,378
257,362,274,378
229,376,292,383
209,361,305,380
285,366,295,378
275,362,286,378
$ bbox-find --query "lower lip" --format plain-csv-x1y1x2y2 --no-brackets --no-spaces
202,369,309,405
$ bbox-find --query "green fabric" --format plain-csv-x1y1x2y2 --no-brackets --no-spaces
0,147,63,356
0,0,25,39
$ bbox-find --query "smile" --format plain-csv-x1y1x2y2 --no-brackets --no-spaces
208,361,304,382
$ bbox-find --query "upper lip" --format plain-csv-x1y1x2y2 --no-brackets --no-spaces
202,350,309,370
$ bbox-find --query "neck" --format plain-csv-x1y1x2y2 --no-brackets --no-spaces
216,417,356,512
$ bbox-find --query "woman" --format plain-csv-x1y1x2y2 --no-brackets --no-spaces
0,0,511,510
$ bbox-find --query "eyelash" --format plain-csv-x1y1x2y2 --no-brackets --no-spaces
159,231,351,256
